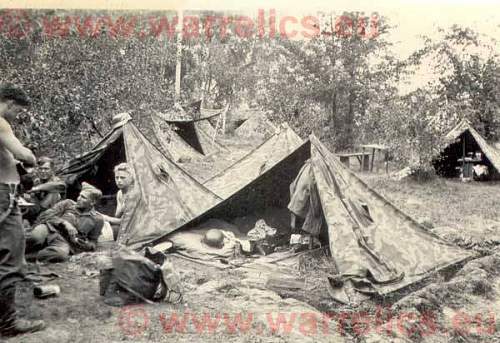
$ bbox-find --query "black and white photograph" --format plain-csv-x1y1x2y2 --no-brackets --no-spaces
0,0,499,341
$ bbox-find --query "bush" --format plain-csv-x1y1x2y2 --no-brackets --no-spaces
408,164,437,183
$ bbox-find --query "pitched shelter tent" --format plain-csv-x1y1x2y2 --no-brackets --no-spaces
196,119,217,138
234,111,277,140
194,121,228,155
151,113,204,162
204,123,304,199
58,113,222,248
155,103,226,156
433,119,500,179
185,99,220,136
184,100,228,153
186,99,232,132
150,134,473,303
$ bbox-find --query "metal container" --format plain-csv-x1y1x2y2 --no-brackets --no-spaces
34,284,60,298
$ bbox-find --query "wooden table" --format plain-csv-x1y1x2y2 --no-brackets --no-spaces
360,144,390,173
337,152,371,171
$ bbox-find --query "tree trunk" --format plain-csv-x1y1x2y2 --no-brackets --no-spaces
330,91,337,125
345,89,355,149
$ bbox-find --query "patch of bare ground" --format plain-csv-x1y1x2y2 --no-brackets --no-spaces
9,168,500,343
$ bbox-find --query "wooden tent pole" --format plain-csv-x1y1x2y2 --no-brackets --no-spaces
222,103,228,134
462,134,466,177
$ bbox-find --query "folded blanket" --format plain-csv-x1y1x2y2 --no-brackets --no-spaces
168,219,246,260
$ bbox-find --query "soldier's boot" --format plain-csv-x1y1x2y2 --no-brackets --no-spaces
0,286,46,337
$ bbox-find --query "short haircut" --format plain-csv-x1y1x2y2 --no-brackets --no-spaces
114,163,133,176
81,182,103,203
0,84,30,107
38,156,54,168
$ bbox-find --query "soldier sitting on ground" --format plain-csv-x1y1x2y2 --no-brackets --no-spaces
23,156,66,224
25,182,104,263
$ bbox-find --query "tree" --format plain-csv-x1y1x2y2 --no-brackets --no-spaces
407,25,500,139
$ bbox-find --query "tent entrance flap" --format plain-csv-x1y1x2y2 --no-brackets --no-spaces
64,133,126,200
59,115,222,247
149,134,473,302
159,140,312,235
173,122,205,155
88,134,127,196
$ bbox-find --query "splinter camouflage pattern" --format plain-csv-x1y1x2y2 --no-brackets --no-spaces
151,113,204,162
153,111,226,157
194,121,228,155
60,114,221,249
164,134,473,301
204,123,303,198
117,123,222,248
308,135,474,297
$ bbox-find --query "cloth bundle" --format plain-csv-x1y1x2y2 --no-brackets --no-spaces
100,247,182,306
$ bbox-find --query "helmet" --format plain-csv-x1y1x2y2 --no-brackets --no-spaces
202,229,224,249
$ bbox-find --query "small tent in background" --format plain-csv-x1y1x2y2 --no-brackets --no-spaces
433,119,500,180
155,104,226,156
234,111,277,140
151,113,204,162
204,123,303,199
183,100,228,153
150,134,472,304
184,99,220,136
58,113,222,248
196,119,217,137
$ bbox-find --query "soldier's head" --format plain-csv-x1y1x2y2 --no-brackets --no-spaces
38,156,55,182
76,183,102,211
114,163,134,191
0,84,30,121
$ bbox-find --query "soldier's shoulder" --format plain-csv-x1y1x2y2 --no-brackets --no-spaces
0,116,13,132
60,198,76,206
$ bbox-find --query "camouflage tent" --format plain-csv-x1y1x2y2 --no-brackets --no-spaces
234,112,277,140
59,113,222,248
151,113,204,162
196,119,217,136
204,123,303,199
434,119,500,179
155,104,226,156
151,134,473,303
193,120,228,156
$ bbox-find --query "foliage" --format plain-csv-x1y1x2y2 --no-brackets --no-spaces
407,26,500,140
252,13,399,151
1,9,499,173
0,9,179,165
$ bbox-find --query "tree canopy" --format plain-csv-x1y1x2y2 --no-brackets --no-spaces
1,9,498,170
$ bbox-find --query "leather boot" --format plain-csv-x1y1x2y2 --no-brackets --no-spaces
0,287,46,337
